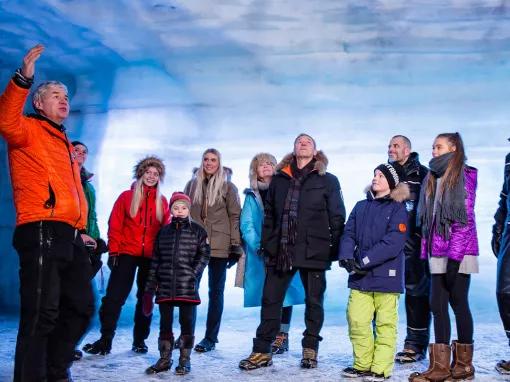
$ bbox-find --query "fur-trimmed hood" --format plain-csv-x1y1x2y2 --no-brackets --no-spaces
134,155,165,181
276,150,328,176
364,182,410,203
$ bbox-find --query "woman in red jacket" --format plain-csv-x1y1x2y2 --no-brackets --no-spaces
83,156,170,355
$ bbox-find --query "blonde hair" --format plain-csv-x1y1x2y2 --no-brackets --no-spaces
193,148,226,207
249,153,277,191
129,177,165,223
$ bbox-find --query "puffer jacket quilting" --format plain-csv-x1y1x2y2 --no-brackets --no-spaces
146,218,210,304
420,166,479,262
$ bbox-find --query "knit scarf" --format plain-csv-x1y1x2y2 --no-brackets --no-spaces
277,159,315,272
417,152,467,240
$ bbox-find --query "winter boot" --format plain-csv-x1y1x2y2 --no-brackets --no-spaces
145,337,174,374
194,337,215,352
271,332,289,354
450,341,475,380
300,348,318,369
408,343,451,382
82,337,112,355
175,335,194,375
132,339,148,354
239,352,273,370
496,359,510,374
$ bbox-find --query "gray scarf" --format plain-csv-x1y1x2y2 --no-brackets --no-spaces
417,152,467,240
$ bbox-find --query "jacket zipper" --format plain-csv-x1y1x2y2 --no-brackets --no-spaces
63,132,83,227
172,222,181,299
141,190,149,257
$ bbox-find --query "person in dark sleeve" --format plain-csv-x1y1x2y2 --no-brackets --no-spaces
492,139,510,375
239,133,346,370
387,135,431,363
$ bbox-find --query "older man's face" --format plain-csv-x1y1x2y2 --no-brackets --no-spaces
35,85,69,124
294,135,316,159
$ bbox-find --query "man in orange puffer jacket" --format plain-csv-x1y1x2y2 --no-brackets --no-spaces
0,45,94,382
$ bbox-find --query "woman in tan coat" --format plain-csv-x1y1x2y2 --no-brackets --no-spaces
184,148,242,352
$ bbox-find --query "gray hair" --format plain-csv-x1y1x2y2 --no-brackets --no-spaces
31,81,68,112
391,135,412,150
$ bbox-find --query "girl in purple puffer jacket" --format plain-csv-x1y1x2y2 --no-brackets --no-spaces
409,133,478,382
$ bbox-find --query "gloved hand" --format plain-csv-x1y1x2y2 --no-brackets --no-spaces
492,226,502,257
339,258,356,274
445,259,460,292
107,255,119,270
142,292,154,317
227,244,243,269
339,258,367,275
95,238,108,255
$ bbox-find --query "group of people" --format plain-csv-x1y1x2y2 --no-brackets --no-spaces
1,44,510,382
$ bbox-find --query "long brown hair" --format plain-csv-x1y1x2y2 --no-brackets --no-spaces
425,132,467,199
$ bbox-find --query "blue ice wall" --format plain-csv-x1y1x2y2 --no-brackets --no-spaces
0,1,509,320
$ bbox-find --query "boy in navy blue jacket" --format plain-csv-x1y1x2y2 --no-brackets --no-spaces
339,163,409,381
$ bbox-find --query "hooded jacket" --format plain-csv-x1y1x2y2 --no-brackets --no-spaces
420,166,479,262
108,184,169,257
0,80,88,229
145,217,210,304
338,183,410,293
262,151,346,270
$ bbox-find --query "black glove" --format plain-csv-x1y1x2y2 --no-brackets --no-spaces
492,226,502,257
339,258,356,274
107,255,119,270
339,258,367,275
95,238,108,255
227,244,243,269
445,259,460,292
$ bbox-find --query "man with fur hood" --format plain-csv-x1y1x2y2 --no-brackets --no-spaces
239,133,346,370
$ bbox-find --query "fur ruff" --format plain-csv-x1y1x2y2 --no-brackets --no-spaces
134,155,165,181
276,150,328,176
364,182,410,202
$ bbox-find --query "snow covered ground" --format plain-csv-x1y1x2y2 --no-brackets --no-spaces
1,311,509,381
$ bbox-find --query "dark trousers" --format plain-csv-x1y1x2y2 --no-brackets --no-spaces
199,257,228,343
99,254,152,342
281,306,293,325
13,221,94,382
253,267,326,353
159,303,197,339
497,246,510,345
430,274,473,345
403,252,431,353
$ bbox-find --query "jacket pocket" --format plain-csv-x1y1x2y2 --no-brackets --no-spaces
210,225,230,251
305,228,331,261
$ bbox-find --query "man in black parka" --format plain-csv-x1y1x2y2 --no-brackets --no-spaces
493,139,510,375
239,133,346,370
387,136,431,363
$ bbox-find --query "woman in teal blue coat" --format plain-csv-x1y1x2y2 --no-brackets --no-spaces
241,153,305,354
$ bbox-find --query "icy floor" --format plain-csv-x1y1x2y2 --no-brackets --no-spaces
1,314,509,382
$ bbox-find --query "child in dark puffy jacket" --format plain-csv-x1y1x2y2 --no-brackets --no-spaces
338,163,409,382
143,192,210,376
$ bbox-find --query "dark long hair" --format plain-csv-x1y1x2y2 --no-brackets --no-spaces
425,132,467,199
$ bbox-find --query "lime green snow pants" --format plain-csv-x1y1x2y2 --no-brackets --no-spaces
347,289,399,377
